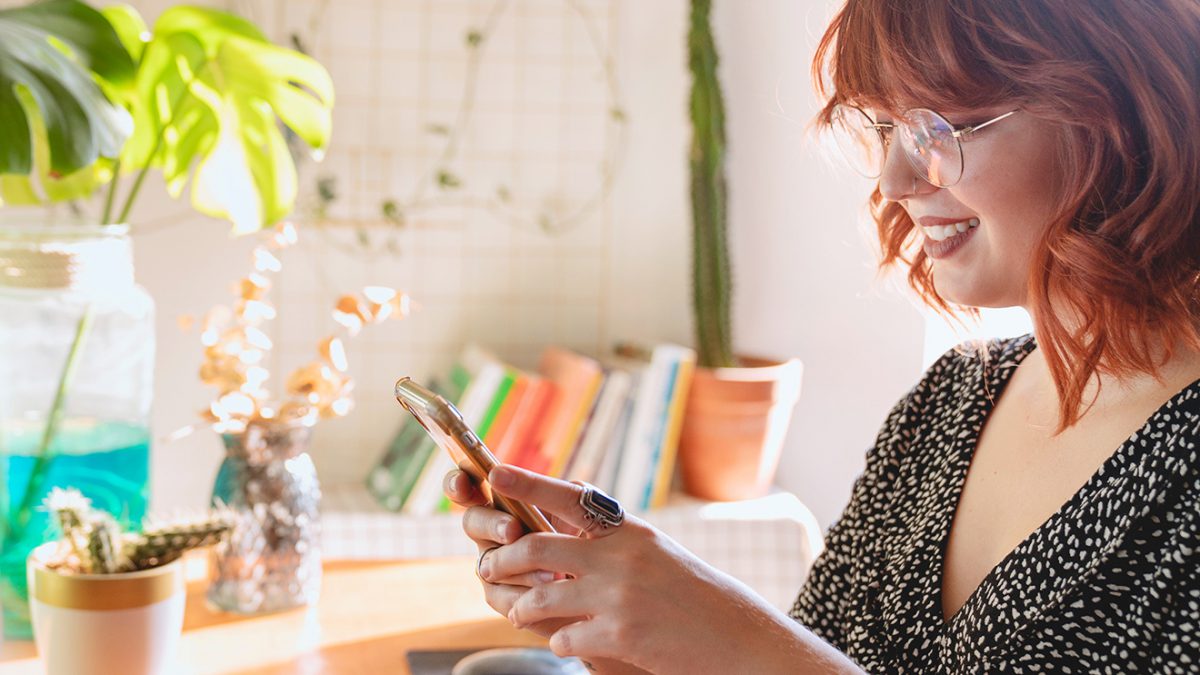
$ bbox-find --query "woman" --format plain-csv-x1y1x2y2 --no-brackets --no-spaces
442,0,1200,671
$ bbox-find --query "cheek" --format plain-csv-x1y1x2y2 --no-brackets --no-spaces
956,138,1064,255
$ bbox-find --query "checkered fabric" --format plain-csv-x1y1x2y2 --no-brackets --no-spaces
321,485,823,611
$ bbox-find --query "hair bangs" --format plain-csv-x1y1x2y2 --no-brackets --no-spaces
813,0,1014,124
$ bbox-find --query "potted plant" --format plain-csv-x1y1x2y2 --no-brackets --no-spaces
0,0,332,638
677,0,804,501
27,488,233,675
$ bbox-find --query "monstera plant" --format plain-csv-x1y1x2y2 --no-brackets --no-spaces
0,0,334,640
0,0,134,204
0,0,334,233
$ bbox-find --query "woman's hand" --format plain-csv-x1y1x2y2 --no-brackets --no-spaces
444,468,653,675
446,464,797,675
443,468,583,640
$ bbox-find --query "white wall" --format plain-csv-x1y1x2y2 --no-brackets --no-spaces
712,0,925,529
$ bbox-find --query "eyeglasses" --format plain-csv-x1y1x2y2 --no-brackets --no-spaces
829,105,1018,188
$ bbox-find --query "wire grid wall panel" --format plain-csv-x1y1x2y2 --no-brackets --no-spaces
233,0,624,484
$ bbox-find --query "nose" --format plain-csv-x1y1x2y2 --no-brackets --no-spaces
878,139,939,202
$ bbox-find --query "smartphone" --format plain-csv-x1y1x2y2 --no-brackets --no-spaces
394,377,556,534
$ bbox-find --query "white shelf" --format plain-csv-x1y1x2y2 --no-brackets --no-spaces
319,484,824,611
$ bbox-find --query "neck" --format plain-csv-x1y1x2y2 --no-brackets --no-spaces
1022,316,1200,415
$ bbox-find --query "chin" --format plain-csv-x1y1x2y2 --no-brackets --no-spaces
930,275,1017,310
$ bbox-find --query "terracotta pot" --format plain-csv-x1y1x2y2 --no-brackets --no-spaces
678,356,803,501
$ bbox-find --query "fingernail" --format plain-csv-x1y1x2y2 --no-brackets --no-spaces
496,520,510,542
535,570,555,583
478,557,491,581
444,471,458,495
490,466,514,488
507,607,520,627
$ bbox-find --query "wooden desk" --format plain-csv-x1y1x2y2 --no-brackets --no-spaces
0,558,546,674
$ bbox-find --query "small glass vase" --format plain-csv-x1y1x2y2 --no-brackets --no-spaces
207,419,321,614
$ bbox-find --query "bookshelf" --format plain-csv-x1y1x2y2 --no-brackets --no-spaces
321,482,824,612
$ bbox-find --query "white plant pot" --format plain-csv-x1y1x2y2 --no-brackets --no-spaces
26,542,186,675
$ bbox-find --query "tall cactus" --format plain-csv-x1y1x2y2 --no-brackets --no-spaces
689,0,735,368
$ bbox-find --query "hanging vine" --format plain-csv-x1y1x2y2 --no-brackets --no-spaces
279,0,628,258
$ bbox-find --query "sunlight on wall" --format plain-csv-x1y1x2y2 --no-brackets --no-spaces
922,307,1034,368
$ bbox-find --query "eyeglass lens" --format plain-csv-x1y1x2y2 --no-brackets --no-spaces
829,105,964,187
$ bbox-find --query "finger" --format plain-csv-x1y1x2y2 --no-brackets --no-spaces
476,542,557,585
485,532,588,581
490,570,557,587
463,506,522,546
548,617,623,662
522,617,586,641
444,470,488,507
481,580,525,617
508,578,593,630
481,583,580,635
489,465,619,536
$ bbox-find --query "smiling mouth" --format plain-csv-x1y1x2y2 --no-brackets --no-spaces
921,217,980,242
921,218,980,260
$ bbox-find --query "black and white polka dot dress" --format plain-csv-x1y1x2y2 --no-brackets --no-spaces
789,334,1199,673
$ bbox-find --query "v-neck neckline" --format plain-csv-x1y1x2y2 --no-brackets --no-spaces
931,334,1200,634
934,335,1038,629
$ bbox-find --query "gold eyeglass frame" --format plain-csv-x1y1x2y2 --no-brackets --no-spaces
838,105,1019,187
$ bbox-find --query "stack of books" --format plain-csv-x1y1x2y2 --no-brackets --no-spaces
366,342,697,514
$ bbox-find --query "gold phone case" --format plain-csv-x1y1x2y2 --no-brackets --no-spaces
394,377,555,533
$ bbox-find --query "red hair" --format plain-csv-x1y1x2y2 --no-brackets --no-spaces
814,0,1200,431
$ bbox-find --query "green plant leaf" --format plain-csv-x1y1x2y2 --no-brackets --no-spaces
0,84,112,206
0,175,39,204
152,5,266,47
100,5,149,64
0,0,134,178
218,35,333,152
4,0,136,86
24,85,111,202
122,5,334,234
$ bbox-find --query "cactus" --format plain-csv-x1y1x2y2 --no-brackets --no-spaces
42,487,233,574
688,0,735,368
85,514,127,574
124,515,235,571
45,487,92,569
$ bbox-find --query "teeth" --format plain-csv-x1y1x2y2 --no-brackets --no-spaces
923,218,979,242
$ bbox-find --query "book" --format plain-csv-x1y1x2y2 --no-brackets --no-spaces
520,347,604,477
611,343,691,510
483,370,529,449
564,369,633,485
593,369,641,494
647,350,696,508
495,375,557,468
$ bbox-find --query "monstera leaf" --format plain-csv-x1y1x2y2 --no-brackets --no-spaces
122,5,333,234
0,0,135,204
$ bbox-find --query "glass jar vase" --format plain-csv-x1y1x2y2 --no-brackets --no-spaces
207,419,322,614
0,224,154,639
